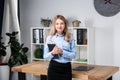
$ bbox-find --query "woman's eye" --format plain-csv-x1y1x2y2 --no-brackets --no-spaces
56,23,59,25
55,22,64,26
60,23,64,25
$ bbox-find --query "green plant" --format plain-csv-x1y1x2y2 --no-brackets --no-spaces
6,31,29,67
0,31,28,80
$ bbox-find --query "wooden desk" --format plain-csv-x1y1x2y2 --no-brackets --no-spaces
12,60,119,80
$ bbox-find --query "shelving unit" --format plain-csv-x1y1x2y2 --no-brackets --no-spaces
30,26,95,63
30,27,51,80
69,27,95,64
31,27,51,61
30,26,95,80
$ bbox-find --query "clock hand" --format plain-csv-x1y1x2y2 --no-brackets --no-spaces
104,0,112,4
104,0,120,6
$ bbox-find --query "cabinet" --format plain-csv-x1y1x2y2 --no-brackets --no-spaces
31,27,51,61
30,26,95,80
31,27,95,64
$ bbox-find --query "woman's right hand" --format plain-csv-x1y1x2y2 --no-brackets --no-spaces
51,46,63,55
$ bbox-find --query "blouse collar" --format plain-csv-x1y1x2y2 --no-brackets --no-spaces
55,33,64,37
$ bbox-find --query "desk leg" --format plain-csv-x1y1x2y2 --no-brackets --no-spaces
107,76,112,80
40,75,47,80
18,72,26,80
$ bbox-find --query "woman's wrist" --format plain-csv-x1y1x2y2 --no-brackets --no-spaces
50,51,53,54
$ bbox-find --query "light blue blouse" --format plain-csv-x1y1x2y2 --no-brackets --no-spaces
44,33,76,63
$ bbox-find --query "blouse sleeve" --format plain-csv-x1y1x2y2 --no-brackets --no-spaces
43,36,54,60
62,36,76,59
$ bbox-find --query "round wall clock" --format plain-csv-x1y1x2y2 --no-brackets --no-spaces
94,0,120,17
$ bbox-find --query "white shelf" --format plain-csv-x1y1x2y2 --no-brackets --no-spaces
30,27,95,64
75,45,88,47
71,60,87,64
32,58,43,61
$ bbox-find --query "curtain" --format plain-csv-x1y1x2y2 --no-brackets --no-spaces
0,0,5,38
2,0,21,63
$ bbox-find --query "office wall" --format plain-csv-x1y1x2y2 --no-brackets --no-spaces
19,0,120,63
2,0,118,80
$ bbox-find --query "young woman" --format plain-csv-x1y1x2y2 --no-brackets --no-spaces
44,15,76,80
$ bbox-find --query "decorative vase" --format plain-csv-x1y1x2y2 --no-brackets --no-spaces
34,48,42,58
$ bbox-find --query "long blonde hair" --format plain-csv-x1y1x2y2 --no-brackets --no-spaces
49,15,71,42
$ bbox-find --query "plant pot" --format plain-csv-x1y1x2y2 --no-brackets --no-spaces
0,65,9,80
72,20,81,27
43,20,51,27
41,19,52,27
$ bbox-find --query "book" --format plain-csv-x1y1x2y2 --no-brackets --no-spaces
47,44,60,58
33,29,36,43
35,29,40,43
33,29,39,43
73,66,94,71
77,29,83,44
47,44,56,51
39,29,44,43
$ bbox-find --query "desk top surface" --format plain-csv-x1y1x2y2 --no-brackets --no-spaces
12,60,119,80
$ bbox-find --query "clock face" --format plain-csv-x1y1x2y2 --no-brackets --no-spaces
94,0,120,17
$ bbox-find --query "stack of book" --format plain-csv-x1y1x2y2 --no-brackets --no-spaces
76,29,87,45
77,29,83,44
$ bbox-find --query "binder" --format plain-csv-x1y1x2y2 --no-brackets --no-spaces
77,29,83,44
33,29,39,43
39,29,44,43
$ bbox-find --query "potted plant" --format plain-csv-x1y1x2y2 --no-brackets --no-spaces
41,18,52,27
5,31,29,80
6,32,28,67
0,31,29,80
6,32,28,80
0,37,6,64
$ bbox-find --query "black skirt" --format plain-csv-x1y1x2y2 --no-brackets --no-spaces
48,60,72,80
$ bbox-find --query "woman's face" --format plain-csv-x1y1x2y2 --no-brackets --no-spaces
55,19,65,34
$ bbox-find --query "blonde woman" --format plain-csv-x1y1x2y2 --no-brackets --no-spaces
44,15,76,80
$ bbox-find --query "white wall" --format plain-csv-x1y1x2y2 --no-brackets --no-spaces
19,0,120,80
20,0,120,65
95,27,114,65
1,0,119,80
113,19,120,79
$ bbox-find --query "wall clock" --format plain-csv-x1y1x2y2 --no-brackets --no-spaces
94,0,120,17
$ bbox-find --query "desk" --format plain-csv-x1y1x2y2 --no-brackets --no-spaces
12,60,119,80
